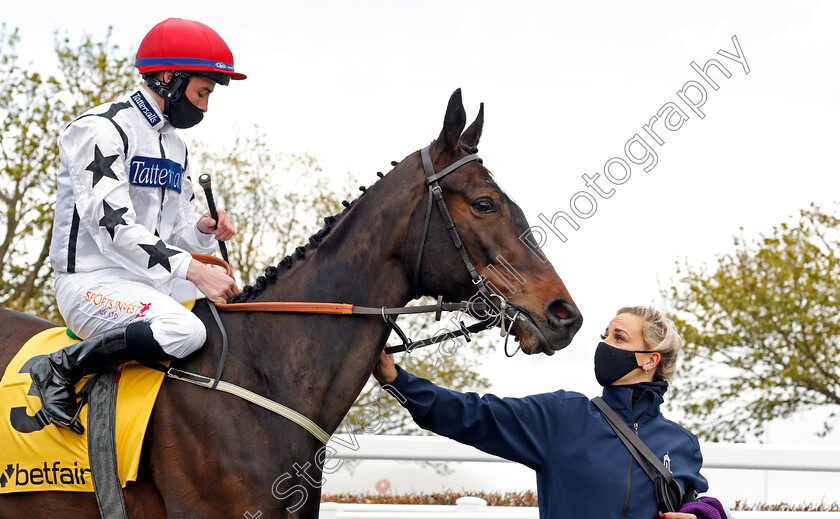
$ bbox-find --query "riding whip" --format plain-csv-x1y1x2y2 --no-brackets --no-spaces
197,173,229,264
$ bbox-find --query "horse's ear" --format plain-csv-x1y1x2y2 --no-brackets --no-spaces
460,102,484,150
433,89,467,154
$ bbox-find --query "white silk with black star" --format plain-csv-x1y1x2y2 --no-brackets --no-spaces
49,87,217,284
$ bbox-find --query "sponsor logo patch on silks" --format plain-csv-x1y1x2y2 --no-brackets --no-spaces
129,91,161,126
129,156,183,193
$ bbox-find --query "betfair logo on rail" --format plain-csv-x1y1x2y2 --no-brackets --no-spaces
129,156,183,193
0,461,91,490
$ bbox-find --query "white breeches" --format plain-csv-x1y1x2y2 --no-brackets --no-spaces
54,268,206,358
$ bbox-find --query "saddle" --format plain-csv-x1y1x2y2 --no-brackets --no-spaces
0,325,173,495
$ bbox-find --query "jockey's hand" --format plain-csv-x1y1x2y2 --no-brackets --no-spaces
187,259,241,304
197,209,236,241
373,347,398,385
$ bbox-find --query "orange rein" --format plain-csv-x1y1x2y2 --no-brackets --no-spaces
191,254,355,314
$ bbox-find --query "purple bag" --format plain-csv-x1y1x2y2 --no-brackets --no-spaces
679,496,733,519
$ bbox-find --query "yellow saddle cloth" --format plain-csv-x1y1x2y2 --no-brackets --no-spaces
0,327,168,493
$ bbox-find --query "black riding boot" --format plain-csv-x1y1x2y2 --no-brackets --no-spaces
28,321,170,434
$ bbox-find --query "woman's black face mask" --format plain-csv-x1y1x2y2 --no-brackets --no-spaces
594,341,647,386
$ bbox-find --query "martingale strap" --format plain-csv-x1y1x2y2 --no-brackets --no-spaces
142,361,331,444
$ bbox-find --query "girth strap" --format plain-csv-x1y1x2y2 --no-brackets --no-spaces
87,369,129,519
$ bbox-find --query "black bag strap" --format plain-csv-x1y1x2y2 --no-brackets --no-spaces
592,397,684,509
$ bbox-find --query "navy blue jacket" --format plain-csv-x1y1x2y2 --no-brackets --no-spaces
385,366,708,519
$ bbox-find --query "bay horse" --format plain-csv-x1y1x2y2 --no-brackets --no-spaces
0,89,582,518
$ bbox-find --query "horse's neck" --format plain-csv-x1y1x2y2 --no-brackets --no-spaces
224,163,421,431
261,167,419,308
145,164,430,517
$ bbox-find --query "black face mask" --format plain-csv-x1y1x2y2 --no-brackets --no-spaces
146,72,205,129
167,96,204,129
594,341,647,386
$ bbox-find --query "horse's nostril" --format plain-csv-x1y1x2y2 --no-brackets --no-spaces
546,298,577,326
552,303,569,320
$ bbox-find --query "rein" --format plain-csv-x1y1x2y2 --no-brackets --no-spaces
196,250,495,353
168,149,516,444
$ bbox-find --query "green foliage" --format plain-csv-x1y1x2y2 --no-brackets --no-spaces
0,25,134,321
189,128,346,286
665,203,840,441
53,27,136,116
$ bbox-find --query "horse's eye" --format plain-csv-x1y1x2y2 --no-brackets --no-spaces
471,198,497,214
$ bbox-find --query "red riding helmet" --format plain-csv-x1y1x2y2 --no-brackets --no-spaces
135,18,247,83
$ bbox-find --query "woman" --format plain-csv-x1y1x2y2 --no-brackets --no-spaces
374,305,722,519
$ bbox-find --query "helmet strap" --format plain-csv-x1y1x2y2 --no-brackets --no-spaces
143,71,191,117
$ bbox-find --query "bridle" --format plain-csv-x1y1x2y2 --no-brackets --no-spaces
410,145,522,355
413,146,492,302
143,147,524,444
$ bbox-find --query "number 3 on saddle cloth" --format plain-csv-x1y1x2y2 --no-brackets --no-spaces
0,301,196,493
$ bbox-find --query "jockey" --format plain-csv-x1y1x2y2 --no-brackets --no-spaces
30,18,244,434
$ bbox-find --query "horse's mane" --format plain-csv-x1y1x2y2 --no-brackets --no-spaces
227,166,395,303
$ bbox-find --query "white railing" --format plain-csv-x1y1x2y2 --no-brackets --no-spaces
326,434,840,472
320,435,840,518
320,498,840,519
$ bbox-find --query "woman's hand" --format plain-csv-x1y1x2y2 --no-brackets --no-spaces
373,347,398,384
660,512,696,519
197,209,236,241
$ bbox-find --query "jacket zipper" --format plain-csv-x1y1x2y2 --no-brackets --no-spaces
621,395,637,519
621,455,632,518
